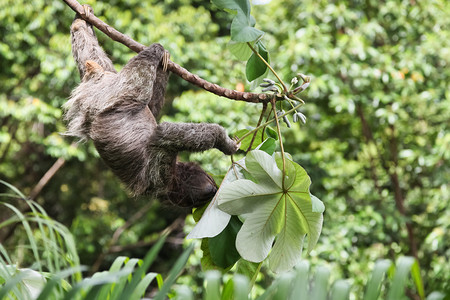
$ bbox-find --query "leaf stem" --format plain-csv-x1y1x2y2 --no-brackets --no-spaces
271,99,286,189
246,103,268,153
289,94,305,104
249,261,263,289
246,42,288,92
237,102,303,143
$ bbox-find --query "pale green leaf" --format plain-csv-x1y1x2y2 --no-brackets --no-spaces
246,41,269,82
228,41,253,61
235,194,285,262
186,197,231,239
231,11,264,43
290,192,323,253
246,150,283,188
187,160,247,239
211,0,251,17
310,194,325,213
268,197,306,272
217,150,324,272
218,179,281,214
18,268,46,299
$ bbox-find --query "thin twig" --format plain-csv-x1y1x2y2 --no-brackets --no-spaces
90,200,154,273
271,99,286,189
246,42,287,92
237,101,303,143
246,103,268,153
62,0,271,103
1,155,68,242
388,124,418,260
90,203,184,273
29,157,66,200
108,218,185,253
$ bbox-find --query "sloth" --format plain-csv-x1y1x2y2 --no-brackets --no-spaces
64,7,239,207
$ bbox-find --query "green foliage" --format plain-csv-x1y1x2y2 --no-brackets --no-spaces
249,0,449,295
216,151,324,272
196,257,429,300
246,41,269,82
229,40,253,61
211,0,263,43
185,0,323,276
235,127,277,153
0,0,448,298
208,216,242,269
0,182,190,299
0,180,81,299
212,0,268,81
0,0,247,276
188,148,324,274
0,182,443,300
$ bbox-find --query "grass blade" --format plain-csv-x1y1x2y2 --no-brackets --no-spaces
363,259,392,300
0,272,28,300
204,271,221,300
129,272,158,300
310,266,330,300
330,279,350,300
387,256,415,300
119,235,167,298
153,243,194,300
36,267,85,300
233,274,250,300
290,260,310,299
273,273,295,300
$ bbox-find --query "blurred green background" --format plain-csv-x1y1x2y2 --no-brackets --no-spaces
0,0,448,297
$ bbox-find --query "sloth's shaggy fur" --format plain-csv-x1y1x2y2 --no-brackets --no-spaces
64,13,238,207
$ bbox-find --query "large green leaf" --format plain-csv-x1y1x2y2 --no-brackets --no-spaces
186,158,247,239
257,138,276,155
246,150,284,188
209,216,242,269
228,41,253,61
235,127,277,153
231,11,264,42
246,41,269,81
212,0,263,43
217,150,324,272
211,0,251,17
200,239,224,272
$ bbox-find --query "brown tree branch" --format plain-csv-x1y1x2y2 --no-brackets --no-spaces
388,124,418,260
356,105,382,196
90,200,154,273
29,157,66,200
62,0,271,103
1,154,68,243
357,105,418,260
